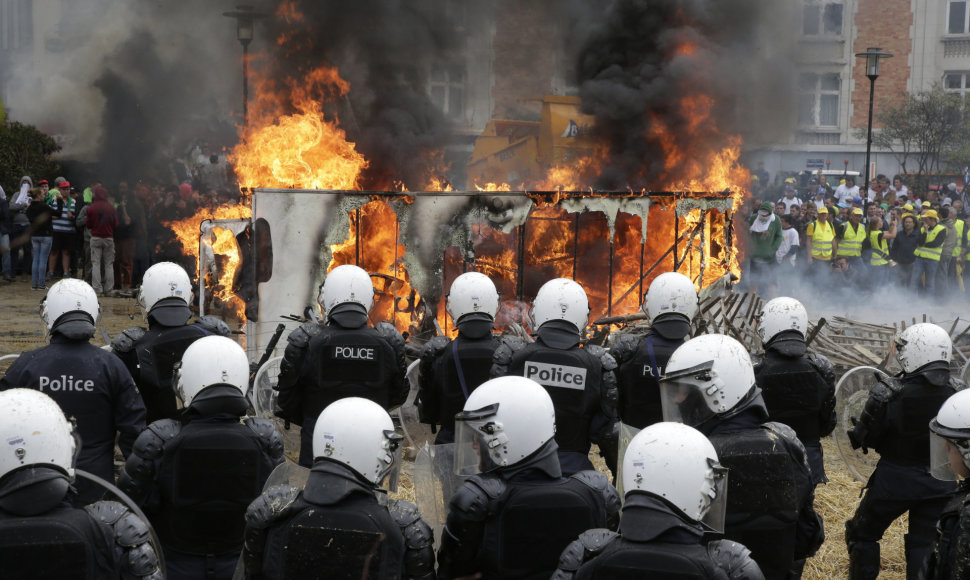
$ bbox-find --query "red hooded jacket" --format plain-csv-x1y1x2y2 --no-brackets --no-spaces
87,186,117,239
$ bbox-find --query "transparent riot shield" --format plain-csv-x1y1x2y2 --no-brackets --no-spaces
834,365,888,482
615,422,641,500
253,356,302,463
396,360,435,453
412,442,463,549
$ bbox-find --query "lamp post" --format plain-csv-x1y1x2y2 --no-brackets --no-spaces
223,5,266,129
854,47,893,214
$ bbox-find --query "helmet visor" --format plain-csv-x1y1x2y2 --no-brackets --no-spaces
380,430,404,492
930,432,963,481
700,462,729,533
454,403,502,476
659,362,717,427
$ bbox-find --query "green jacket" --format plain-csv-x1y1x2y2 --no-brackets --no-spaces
747,214,783,263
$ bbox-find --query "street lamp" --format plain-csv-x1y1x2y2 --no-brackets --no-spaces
854,47,893,210
223,5,266,128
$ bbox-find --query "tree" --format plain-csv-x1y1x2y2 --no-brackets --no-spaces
0,121,62,193
859,85,968,188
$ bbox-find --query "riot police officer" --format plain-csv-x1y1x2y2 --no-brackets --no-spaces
112,261,231,422
846,323,964,580
437,376,620,579
0,279,146,493
660,334,823,580
754,297,836,484
922,389,970,579
418,271,501,444
491,278,619,476
552,422,764,579
118,336,284,580
611,271,697,429
243,397,436,580
0,389,163,579
276,264,408,466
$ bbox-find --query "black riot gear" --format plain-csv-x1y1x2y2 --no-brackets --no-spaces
922,480,970,580
612,329,686,429
243,460,435,580
276,319,408,467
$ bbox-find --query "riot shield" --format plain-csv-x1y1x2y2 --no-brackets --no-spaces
396,360,435,454
252,356,302,463
961,357,970,385
412,442,463,549
615,422,641,500
834,365,888,482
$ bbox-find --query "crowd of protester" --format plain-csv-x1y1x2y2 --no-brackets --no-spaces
745,167,970,300
0,143,238,293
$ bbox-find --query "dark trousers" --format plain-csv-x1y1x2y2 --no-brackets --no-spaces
9,223,31,276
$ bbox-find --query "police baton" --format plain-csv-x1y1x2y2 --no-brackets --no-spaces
805,317,827,348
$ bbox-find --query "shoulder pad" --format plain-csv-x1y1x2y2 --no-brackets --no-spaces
86,501,162,578
585,344,617,371
111,326,147,353
388,499,435,549
807,353,836,379
951,377,969,392
451,475,507,520
245,485,303,530
134,419,181,459
554,530,619,573
244,417,285,460
194,315,231,337
286,321,323,349
707,539,762,580
763,421,802,446
420,336,451,360
577,528,620,554
571,470,621,516
493,337,527,365
609,333,640,363
375,321,405,348
872,376,904,403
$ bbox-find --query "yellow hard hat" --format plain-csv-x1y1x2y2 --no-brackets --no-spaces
923,209,939,220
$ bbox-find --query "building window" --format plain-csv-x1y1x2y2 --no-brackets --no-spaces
798,73,840,127
427,0,469,124
945,72,970,98
429,63,466,121
803,1,843,36
0,0,33,52
950,1,970,34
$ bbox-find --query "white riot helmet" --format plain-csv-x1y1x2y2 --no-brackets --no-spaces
643,272,698,320
139,261,192,310
319,264,375,320
894,323,952,374
446,272,499,323
41,279,100,332
0,389,76,482
758,297,809,343
531,278,589,332
623,422,728,531
930,390,970,481
455,376,556,475
174,336,250,410
660,334,761,428
312,397,404,490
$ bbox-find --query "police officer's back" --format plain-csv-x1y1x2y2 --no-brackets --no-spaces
660,334,824,580
243,397,436,580
923,389,970,579
112,261,231,423
118,336,284,580
418,272,501,444
754,297,836,484
846,323,964,580
491,278,619,476
553,422,763,580
276,264,407,466
0,279,146,489
0,389,162,580
437,376,620,580
611,271,697,429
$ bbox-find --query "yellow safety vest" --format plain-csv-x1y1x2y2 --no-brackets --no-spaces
809,220,835,261
837,221,866,257
914,224,946,261
953,220,965,258
869,231,889,266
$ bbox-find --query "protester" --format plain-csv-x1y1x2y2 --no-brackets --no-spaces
87,185,118,295
26,186,58,290
747,201,782,297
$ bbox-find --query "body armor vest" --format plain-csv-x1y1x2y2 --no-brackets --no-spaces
433,335,500,434
481,476,606,579
616,333,683,429
154,421,275,554
756,353,826,442
0,506,112,579
305,326,398,418
711,426,799,579
262,492,405,580
135,324,208,422
879,379,957,465
924,485,970,580
508,344,602,455
575,539,720,580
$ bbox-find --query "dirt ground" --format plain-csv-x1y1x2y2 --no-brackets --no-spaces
0,280,911,579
